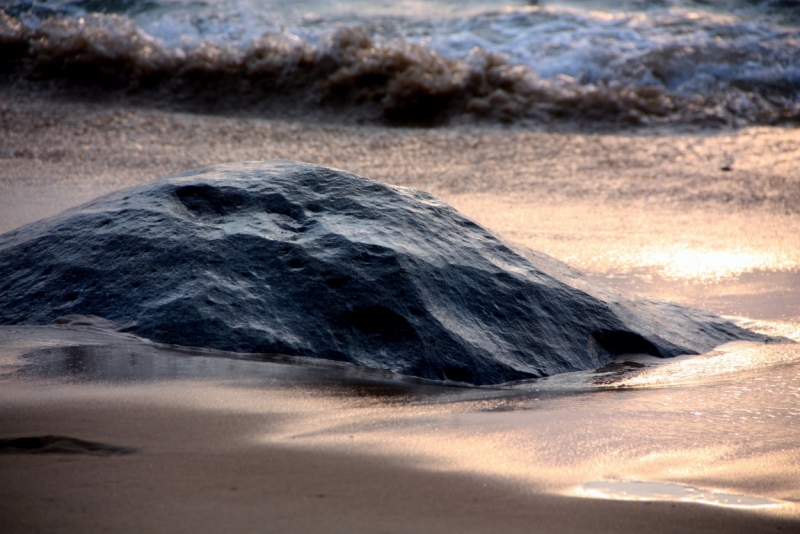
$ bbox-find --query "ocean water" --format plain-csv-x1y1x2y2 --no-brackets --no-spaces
1,0,798,124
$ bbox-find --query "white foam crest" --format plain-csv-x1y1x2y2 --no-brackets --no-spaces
139,15,208,49
2,4,797,124
420,7,798,96
10,1,798,100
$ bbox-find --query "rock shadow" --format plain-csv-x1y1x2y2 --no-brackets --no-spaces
0,435,136,456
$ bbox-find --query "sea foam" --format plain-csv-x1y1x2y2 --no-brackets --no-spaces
1,3,798,125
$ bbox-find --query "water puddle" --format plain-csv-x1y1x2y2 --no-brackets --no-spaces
573,480,785,509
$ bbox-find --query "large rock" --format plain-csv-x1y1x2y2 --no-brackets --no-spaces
0,161,762,384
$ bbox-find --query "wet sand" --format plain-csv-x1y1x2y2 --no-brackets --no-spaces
1,400,790,534
1,325,799,533
1,89,799,531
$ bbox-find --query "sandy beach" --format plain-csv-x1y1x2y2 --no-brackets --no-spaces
1,324,799,534
1,86,799,532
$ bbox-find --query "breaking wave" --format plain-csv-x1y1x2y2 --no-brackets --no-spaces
1,4,798,126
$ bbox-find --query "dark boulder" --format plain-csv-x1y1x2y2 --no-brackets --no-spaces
0,161,762,384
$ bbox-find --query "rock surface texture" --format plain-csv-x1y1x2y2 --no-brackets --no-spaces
0,161,763,385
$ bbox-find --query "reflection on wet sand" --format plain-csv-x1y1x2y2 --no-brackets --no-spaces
573,480,784,509
447,195,800,320
1,324,798,520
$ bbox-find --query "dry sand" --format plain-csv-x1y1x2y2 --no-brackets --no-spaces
2,89,799,214
1,89,799,532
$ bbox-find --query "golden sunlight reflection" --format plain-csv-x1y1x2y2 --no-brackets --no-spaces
734,318,800,341
246,339,800,513
611,246,795,282
572,481,785,509
445,195,800,283
613,341,800,388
